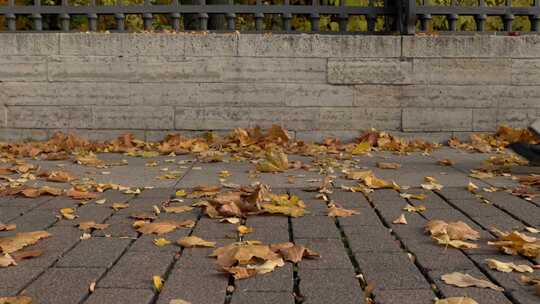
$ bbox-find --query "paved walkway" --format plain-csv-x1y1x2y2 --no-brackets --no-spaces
1,145,539,304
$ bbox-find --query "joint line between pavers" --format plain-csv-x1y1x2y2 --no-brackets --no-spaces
285,189,303,304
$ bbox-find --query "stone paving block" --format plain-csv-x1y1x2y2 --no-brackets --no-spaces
291,216,341,239
347,226,402,253
231,291,295,304
92,214,139,238
296,238,352,270
156,268,228,304
191,217,238,240
472,215,524,231
236,264,292,292
135,188,176,200
8,209,58,231
24,267,106,304
482,192,540,226
0,196,52,208
373,289,436,304
355,252,431,291
330,190,371,209
468,254,536,293
429,269,512,304
338,207,384,228
0,206,26,222
368,189,403,202
174,240,228,270
298,268,365,304
449,199,512,218
85,288,155,304
510,289,540,304
56,205,113,227
403,239,476,272
98,250,174,289
35,197,80,210
245,215,290,244
56,237,131,268
0,266,45,295
130,229,190,253
15,225,81,268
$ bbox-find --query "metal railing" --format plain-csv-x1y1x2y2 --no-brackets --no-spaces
0,0,539,33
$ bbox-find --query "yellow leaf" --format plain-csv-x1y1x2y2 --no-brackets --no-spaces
346,170,373,181
153,275,163,292
237,225,253,235
467,181,479,193
175,189,187,197
392,214,408,225
434,297,479,304
434,235,479,249
327,205,360,217
153,238,171,247
0,231,51,254
60,208,76,220
403,204,426,213
78,221,109,231
400,193,426,200
437,159,455,166
376,162,401,169
486,259,533,273
247,258,285,274
0,296,33,304
111,203,129,211
0,254,16,268
177,236,216,248
441,272,504,291
219,170,231,178
256,149,289,172
425,220,480,241
351,141,371,155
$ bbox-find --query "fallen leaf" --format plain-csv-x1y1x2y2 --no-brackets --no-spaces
111,203,129,211
488,228,540,258
434,235,479,249
279,244,319,263
0,223,16,231
220,218,240,224
525,227,540,234
60,208,76,220
153,238,171,247
392,214,408,225
434,297,479,304
247,258,285,274
10,249,42,262
400,193,426,200
153,275,163,292
0,296,33,304
437,159,455,166
89,281,96,293
377,162,401,169
66,189,98,200
136,220,192,235
467,181,479,193
237,225,253,235
327,205,359,217
94,199,107,205
486,258,533,273
426,220,480,241
351,141,371,155
162,205,193,214
78,221,109,231
0,254,16,267
256,149,289,172
441,272,504,291
177,236,216,248
346,170,373,181
169,299,192,304
0,231,51,254
403,204,426,213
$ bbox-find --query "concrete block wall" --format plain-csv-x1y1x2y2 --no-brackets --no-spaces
0,33,539,142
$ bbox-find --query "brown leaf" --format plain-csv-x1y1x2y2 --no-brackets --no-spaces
377,162,401,169
486,258,533,273
136,221,177,235
78,221,109,231
441,272,504,291
392,214,408,225
41,170,77,183
0,231,51,254
162,205,193,214
256,149,289,172
226,266,258,280
0,296,33,304
10,249,43,262
66,189,98,200
488,229,540,258
426,220,480,241
279,244,319,263
111,203,129,211
129,213,157,220
434,297,479,304
327,205,359,217
0,254,16,268
0,223,16,231
177,236,216,248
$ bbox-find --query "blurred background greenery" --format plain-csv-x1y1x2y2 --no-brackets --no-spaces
0,0,535,32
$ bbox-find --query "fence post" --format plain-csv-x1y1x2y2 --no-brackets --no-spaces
400,0,416,35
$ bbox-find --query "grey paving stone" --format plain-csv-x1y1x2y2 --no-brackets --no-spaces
338,207,382,227
15,225,81,268
56,237,131,268
298,268,365,304
291,216,341,239
437,188,479,200
0,206,26,222
136,188,177,200
35,197,80,210
0,266,44,295
330,190,371,209
55,204,113,227
24,267,106,304
373,289,436,304
98,250,174,289
368,189,403,202
236,264,293,292
0,196,52,208
85,288,155,304
468,254,536,293
174,239,228,270
156,268,228,304
402,189,454,209
130,229,190,252
472,215,524,231
245,215,290,244
7,209,58,231
429,269,512,304
510,289,540,304
231,291,295,304
403,239,476,272
346,225,402,253
296,238,352,270
93,214,139,237
449,199,514,218
482,192,540,226
191,217,238,240
355,252,431,291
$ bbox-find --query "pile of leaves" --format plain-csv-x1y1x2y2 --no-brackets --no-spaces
194,184,307,218
0,231,51,268
210,241,318,279
449,125,538,153
425,220,480,249
488,228,540,258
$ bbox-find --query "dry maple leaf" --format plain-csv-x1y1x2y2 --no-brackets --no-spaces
153,238,171,247
136,220,194,235
486,258,533,273
377,162,401,169
0,296,33,304
392,214,408,225
60,208,76,220
279,244,319,263
247,258,285,274
346,170,373,181
256,149,289,172
187,185,221,199
434,235,479,249
435,297,479,304
0,254,17,268
0,231,51,254
488,228,540,258
177,236,216,248
426,220,480,241
442,272,504,291
169,300,192,304
400,193,426,200
41,170,76,183
327,205,359,217
162,205,193,214
78,221,109,231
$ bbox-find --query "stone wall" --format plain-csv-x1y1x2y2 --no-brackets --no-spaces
0,33,539,142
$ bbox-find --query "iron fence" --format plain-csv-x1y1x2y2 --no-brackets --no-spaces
0,0,539,33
